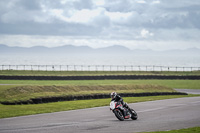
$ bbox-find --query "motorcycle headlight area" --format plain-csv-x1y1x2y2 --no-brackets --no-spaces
110,101,115,110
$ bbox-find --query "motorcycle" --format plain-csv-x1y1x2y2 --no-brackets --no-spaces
110,101,138,121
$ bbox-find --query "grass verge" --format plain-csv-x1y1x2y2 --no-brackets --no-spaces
0,94,198,118
140,127,200,133
0,84,174,103
1,70,200,76
0,80,200,89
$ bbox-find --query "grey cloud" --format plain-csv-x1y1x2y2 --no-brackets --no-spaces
72,0,93,10
188,12,200,29
151,11,200,29
93,14,110,27
152,0,200,29
0,20,103,36
0,0,44,23
0,0,99,35
160,0,200,9
16,0,41,10
119,1,200,30
0,0,200,42
0,0,41,13
104,0,133,12
39,0,94,11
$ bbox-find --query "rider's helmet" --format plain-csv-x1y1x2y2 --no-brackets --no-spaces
111,92,117,99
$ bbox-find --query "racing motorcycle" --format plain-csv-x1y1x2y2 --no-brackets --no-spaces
110,101,138,121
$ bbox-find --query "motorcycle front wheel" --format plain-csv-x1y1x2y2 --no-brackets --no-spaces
113,110,124,121
129,109,138,120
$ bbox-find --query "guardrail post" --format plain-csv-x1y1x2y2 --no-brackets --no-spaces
95,65,97,71
80,65,82,71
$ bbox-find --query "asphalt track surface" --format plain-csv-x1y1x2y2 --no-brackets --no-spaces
175,89,200,95
0,97,200,133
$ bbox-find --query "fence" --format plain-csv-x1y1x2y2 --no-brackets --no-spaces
0,65,200,72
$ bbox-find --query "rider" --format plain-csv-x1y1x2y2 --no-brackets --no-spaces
110,92,128,109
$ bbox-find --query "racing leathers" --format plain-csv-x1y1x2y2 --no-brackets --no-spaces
111,94,128,108
111,94,129,117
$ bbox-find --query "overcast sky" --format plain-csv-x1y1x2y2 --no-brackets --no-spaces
0,0,200,50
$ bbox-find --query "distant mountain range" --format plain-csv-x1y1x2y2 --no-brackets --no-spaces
0,44,200,56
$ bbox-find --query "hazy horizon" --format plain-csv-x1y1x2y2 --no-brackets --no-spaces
1,43,200,55
1,44,200,68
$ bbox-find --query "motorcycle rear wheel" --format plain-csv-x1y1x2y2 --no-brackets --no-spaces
114,110,124,121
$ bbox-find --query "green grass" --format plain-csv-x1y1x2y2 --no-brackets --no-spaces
0,79,199,103
0,84,174,102
1,70,200,76
0,80,200,89
1,79,200,103
0,95,198,118
0,77,199,118
141,127,200,133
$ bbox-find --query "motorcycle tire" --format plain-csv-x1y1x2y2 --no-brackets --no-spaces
114,110,124,121
129,109,138,120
